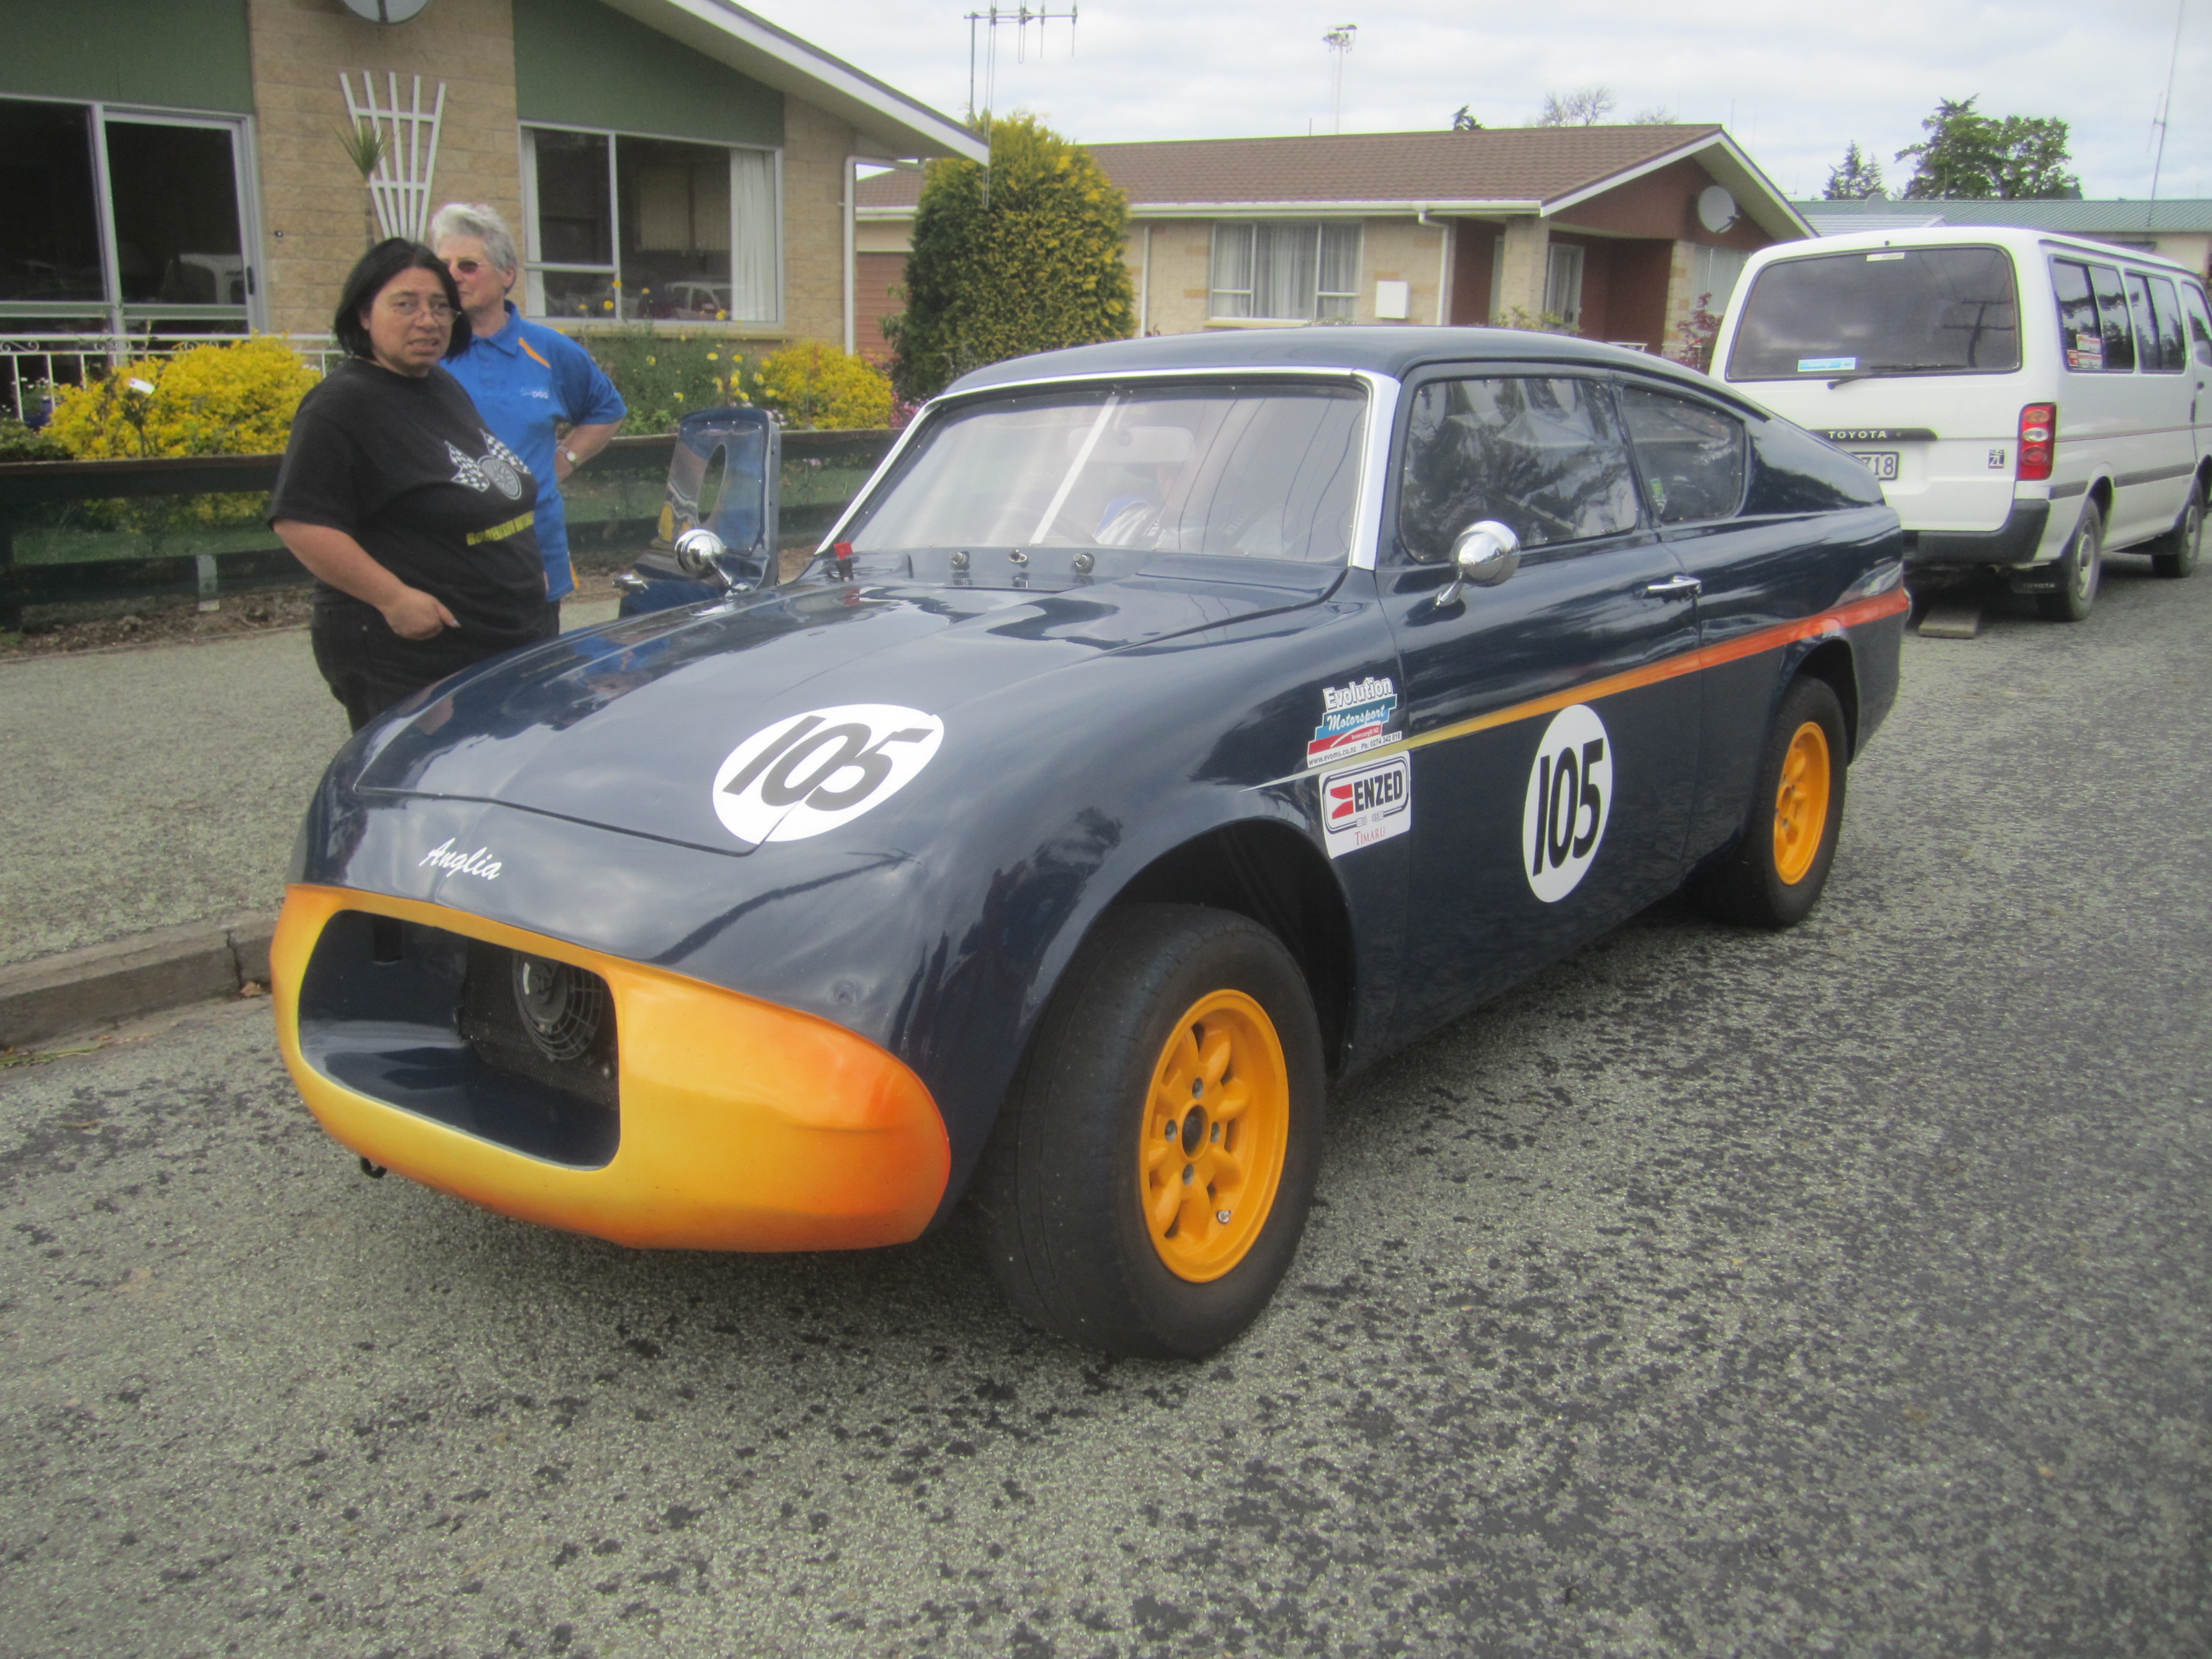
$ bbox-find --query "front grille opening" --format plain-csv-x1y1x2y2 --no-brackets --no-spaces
298,911,620,1169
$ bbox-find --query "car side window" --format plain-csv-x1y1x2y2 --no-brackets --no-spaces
2145,275,2190,373
2186,285,2212,366
2087,262,2139,373
2052,259,2104,371
1397,376,1638,563
1616,386,1748,524
2126,273,2181,374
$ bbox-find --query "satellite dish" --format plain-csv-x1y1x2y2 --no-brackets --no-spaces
1696,185,1740,234
339,0,434,20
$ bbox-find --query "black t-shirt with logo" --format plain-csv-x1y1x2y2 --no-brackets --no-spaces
269,358,546,650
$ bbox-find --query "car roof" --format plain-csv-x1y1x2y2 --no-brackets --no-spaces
944,326,1736,399
1743,223,2203,281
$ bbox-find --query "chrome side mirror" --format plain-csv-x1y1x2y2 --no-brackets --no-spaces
672,527,733,590
1435,520,1521,605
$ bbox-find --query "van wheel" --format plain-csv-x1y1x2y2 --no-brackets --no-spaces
2038,501,2103,621
2152,482,2203,580
977,904,1324,1359
1690,675,1847,929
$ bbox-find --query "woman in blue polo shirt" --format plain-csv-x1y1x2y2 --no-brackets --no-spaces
431,202,627,628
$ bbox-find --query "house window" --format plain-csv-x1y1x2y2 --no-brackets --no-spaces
0,96,255,335
520,125,780,325
1544,244,1585,328
1690,245,1748,313
1210,223,1360,322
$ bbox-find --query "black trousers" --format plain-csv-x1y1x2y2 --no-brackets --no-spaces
311,600,556,733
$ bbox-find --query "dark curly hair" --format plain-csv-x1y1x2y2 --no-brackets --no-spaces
332,238,470,362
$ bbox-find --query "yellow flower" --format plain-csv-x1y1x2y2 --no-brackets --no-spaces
674,390,684,399
646,356,656,365
706,352,718,360
602,300,614,312
716,309,728,320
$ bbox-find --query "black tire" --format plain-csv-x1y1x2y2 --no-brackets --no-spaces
2151,481,2204,580
1691,675,1848,929
2038,499,2104,621
977,904,1324,1359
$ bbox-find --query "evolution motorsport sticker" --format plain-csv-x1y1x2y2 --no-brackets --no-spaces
712,705,944,846
1319,753,1411,858
1521,704,1612,902
1307,675,1399,768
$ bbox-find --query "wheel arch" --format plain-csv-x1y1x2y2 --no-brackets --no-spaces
1791,637,1861,759
1098,819,1357,1077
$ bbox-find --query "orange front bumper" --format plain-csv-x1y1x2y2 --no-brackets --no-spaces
272,885,951,1251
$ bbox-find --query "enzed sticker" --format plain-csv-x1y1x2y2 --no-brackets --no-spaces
1520,704,1612,902
712,704,943,846
1797,356,1856,374
1307,674,1399,768
1319,753,1412,859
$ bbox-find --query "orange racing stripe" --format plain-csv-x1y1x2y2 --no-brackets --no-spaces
1314,586,1911,776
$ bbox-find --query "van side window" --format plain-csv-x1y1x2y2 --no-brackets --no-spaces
1397,377,1638,563
1617,386,1747,524
2087,263,2139,373
2186,286,2212,367
2144,276,2189,373
2051,260,2104,371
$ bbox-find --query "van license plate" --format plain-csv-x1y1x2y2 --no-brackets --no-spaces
1850,451,1900,481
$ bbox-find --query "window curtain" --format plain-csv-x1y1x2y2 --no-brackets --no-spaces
1317,224,1359,319
1253,223,1319,320
729,147,778,323
1210,224,1254,317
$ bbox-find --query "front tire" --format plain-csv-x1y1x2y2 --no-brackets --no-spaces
2038,499,2104,621
1691,675,1848,929
2151,481,2204,580
978,904,1324,1359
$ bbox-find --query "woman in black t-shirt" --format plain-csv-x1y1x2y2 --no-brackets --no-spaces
271,239,554,732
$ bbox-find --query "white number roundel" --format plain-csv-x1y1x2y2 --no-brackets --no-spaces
1520,703,1612,903
712,704,944,846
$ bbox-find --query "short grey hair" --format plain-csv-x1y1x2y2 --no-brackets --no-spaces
429,202,520,277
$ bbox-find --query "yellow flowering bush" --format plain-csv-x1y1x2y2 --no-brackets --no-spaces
46,336,318,458
753,342,894,430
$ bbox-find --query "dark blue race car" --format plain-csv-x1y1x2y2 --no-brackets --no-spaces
273,328,1906,1358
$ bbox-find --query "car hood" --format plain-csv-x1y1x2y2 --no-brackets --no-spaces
348,564,1336,853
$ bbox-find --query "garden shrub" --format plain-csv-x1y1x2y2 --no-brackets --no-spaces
753,342,894,429
580,328,757,436
45,336,317,459
887,113,1135,401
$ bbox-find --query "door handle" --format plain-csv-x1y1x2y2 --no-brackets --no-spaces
1641,574,1702,598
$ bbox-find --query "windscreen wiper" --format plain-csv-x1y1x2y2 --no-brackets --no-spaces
1826,363,1956,388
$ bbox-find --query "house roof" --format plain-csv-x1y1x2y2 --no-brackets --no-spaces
857,125,1808,237
1797,197,2212,236
600,0,985,162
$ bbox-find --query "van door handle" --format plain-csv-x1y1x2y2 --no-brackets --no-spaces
1642,575,1702,598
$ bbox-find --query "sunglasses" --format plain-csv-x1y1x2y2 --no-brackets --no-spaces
445,258,486,276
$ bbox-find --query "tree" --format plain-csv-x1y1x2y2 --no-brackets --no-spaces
885,113,1135,402
1532,86,1616,126
1451,105,1484,131
1630,106,1678,125
1823,141,1887,200
1895,97,2080,200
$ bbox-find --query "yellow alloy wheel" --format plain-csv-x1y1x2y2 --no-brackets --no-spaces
1138,989,1290,1283
1771,719,1833,885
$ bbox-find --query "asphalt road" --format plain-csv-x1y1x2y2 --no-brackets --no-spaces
3,559,2208,1658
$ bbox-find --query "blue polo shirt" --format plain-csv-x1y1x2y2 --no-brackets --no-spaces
446,303,626,601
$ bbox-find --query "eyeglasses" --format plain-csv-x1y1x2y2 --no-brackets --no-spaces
445,258,485,276
382,294,456,322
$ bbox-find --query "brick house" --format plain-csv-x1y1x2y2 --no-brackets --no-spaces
854,125,1807,360
1,0,982,352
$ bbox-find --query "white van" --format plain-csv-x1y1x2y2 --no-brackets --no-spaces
1711,225,2211,620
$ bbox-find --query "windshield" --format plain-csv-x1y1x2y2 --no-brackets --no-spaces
847,382,1367,564
1727,245,2021,380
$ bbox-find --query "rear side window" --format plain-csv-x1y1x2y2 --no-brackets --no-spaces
1398,376,1639,563
2186,285,2212,366
2143,275,2189,372
1617,387,1747,524
2052,260,2104,370
2085,263,2138,372
1726,245,2021,380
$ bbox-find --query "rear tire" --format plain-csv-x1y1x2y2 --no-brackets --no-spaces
2038,500,2104,621
1691,676,1847,929
2151,481,2204,580
977,904,1324,1359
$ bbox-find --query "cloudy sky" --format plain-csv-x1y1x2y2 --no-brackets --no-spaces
771,0,2209,203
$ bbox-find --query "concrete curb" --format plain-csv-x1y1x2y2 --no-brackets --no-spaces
0,916,278,1051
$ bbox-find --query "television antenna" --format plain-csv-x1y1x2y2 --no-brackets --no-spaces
2147,0,2185,216
966,5,1079,122
1324,24,1357,134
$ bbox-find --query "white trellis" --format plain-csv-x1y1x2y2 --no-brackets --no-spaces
341,72,447,243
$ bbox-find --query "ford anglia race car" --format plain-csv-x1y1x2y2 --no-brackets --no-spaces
273,328,1906,1358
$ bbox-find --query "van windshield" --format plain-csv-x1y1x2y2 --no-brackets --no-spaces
1726,245,2021,381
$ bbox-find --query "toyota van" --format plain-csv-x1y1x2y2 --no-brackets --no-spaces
1711,225,2210,619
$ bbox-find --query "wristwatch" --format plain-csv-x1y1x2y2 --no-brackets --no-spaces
560,446,581,469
